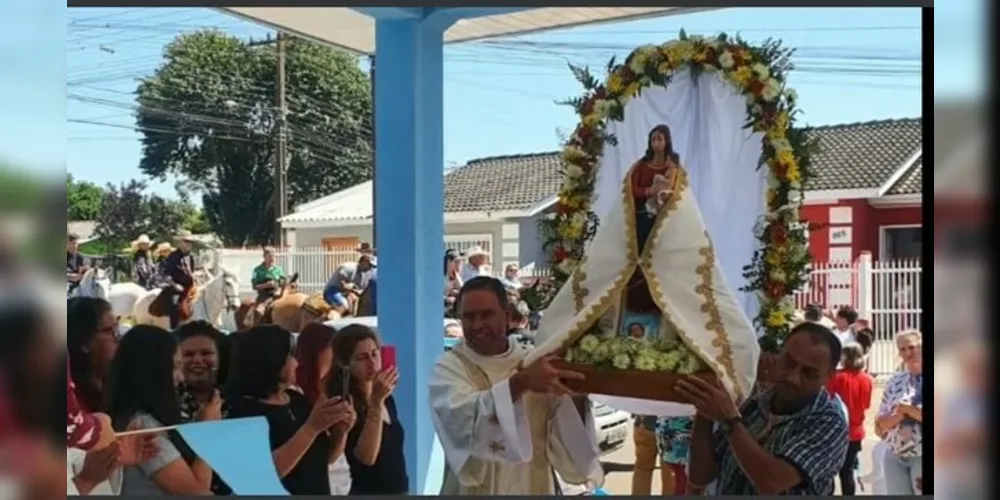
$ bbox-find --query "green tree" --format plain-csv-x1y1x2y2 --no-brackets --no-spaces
94,180,189,254
66,173,105,221
135,31,373,246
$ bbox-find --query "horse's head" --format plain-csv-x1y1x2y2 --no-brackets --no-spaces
82,267,112,299
218,268,241,312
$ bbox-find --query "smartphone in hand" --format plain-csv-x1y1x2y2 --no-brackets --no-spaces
380,345,397,371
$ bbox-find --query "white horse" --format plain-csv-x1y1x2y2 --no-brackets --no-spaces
131,268,241,330
105,281,148,324
69,268,112,300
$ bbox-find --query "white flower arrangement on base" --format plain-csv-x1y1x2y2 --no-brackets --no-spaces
565,331,706,374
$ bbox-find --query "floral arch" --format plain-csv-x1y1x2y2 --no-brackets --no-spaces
539,32,816,350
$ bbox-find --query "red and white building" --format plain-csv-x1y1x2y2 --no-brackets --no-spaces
798,118,923,264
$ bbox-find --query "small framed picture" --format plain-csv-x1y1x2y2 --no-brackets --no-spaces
619,311,661,340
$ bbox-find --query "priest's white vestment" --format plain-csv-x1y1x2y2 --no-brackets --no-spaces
429,338,605,495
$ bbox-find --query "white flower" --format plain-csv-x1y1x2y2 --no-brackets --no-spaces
593,99,615,118
751,63,770,78
570,211,587,231
628,52,647,73
784,88,798,102
612,353,631,370
565,164,584,179
618,93,632,107
769,269,787,282
761,80,781,102
635,354,658,371
718,51,735,69
771,138,792,153
579,334,600,353
557,259,576,276
787,188,802,201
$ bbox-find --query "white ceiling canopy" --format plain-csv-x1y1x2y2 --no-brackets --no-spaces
221,7,716,55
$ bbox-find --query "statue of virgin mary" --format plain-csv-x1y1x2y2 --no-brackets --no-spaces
526,124,761,416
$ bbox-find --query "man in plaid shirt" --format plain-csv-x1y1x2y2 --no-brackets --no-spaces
679,322,849,495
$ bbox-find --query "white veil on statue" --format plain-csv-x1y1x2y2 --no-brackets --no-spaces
535,69,768,417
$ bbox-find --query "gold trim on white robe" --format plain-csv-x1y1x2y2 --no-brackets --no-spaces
428,338,604,495
527,167,759,406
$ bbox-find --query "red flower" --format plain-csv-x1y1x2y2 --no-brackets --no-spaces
552,245,568,262
554,202,574,215
760,104,778,124
582,97,596,116
748,79,765,96
769,224,788,245
703,47,719,66
576,125,592,142
594,87,607,100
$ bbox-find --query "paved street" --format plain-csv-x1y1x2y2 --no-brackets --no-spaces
598,386,884,495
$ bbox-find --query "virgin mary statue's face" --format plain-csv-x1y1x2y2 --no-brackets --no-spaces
650,131,667,153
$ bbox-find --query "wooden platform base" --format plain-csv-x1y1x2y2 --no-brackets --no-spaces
551,359,717,402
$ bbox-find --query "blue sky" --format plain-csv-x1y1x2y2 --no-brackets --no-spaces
1,4,984,200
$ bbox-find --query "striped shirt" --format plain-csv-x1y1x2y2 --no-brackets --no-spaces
714,389,848,495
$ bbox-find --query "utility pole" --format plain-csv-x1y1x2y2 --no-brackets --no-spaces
247,33,287,247
369,54,376,249
275,33,289,248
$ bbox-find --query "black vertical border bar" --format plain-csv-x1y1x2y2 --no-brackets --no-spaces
919,5,933,497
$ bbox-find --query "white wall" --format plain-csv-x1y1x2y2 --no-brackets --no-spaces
518,209,551,272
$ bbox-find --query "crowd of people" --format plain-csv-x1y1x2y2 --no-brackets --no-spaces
51,233,927,497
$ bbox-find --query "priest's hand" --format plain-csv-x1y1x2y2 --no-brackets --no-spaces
675,376,740,422
512,355,585,398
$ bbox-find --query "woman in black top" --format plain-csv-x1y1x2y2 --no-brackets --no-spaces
224,325,356,495
326,324,409,495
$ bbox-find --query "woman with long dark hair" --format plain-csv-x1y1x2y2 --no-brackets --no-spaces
67,296,119,413
225,325,355,495
106,324,219,494
294,322,352,494
325,324,408,495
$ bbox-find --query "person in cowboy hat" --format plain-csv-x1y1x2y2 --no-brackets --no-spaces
459,245,491,283
130,234,157,289
159,230,198,328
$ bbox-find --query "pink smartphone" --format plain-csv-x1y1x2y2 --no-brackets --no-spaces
380,345,397,371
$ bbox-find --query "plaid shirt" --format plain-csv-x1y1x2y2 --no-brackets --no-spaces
714,389,848,495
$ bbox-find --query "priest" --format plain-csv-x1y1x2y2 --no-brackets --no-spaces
429,277,605,495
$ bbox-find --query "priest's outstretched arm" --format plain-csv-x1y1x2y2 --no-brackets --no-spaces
428,359,533,488
546,395,604,486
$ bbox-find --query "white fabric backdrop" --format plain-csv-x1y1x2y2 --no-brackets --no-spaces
590,70,767,417
593,68,766,326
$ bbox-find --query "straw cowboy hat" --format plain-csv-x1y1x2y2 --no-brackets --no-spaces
464,246,490,258
174,229,196,242
154,242,175,256
130,234,153,250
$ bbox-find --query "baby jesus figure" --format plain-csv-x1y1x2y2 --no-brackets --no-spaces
644,173,674,216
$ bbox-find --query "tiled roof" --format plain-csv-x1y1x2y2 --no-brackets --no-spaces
443,152,563,212
886,156,922,195
802,118,922,191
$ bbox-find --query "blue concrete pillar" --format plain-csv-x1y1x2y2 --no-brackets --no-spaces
372,17,446,494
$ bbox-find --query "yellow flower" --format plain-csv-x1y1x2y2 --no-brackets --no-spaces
765,250,783,267
582,113,600,128
730,66,753,86
766,309,787,327
607,74,624,94
657,61,672,74
776,149,796,169
624,82,642,97
786,162,801,184
563,145,586,163
775,111,790,132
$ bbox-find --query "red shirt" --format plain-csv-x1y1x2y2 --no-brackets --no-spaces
826,369,873,441
67,359,102,450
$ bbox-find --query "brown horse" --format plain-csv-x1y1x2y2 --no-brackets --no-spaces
235,280,344,332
